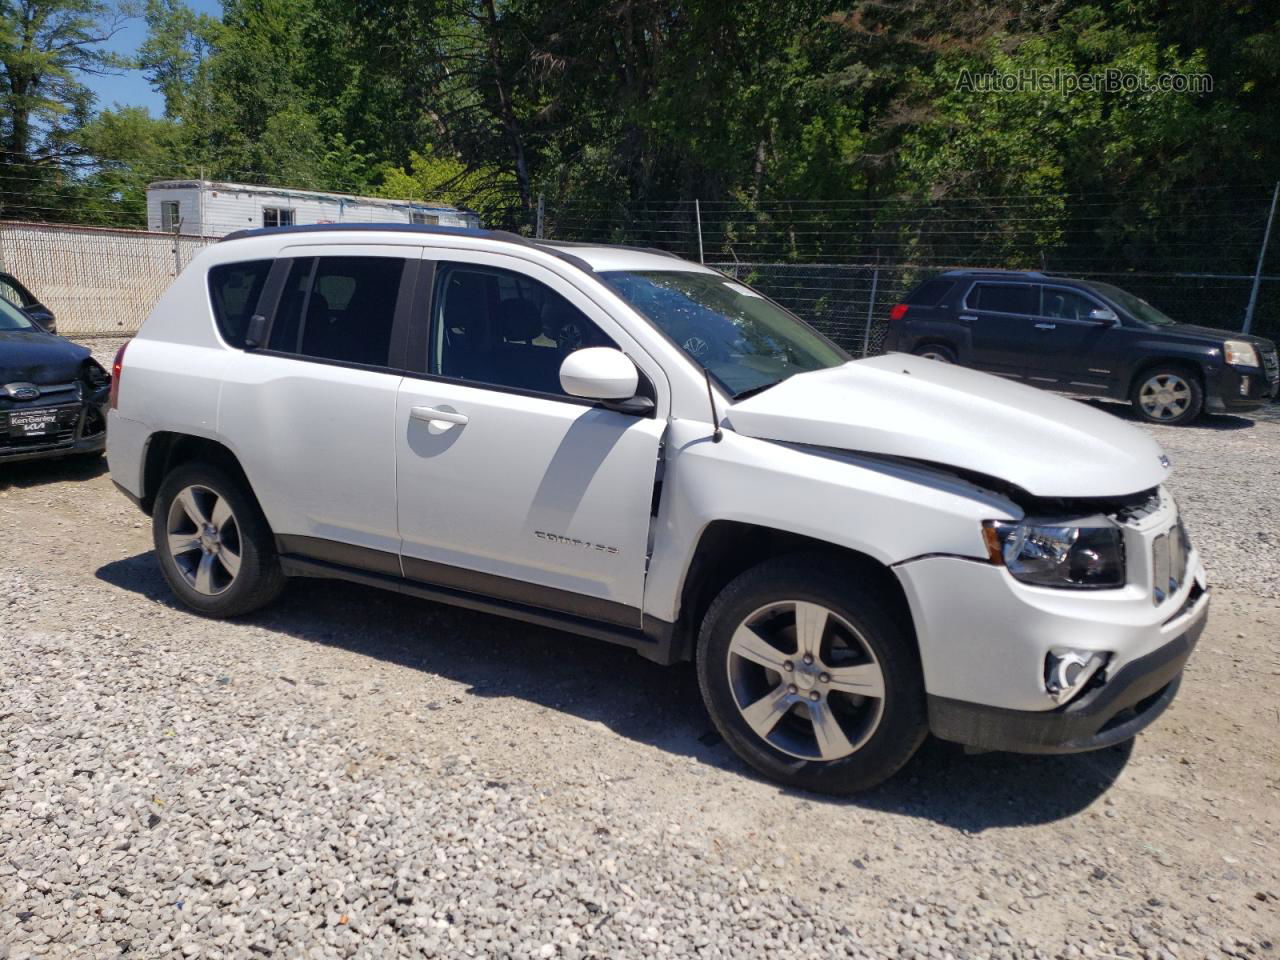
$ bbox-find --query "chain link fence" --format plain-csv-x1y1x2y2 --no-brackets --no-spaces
0,221,214,337
2,186,1278,352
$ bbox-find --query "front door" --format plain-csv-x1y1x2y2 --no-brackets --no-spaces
1032,285,1128,394
395,253,665,626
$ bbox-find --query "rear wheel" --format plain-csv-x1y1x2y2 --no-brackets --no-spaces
913,343,955,363
696,555,927,794
1131,366,1203,425
152,462,285,617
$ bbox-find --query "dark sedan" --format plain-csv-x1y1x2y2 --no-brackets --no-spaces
0,296,109,464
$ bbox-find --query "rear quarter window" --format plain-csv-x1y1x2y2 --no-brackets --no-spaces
905,279,955,306
208,260,272,347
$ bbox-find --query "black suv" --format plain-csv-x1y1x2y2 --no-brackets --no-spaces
883,269,1279,425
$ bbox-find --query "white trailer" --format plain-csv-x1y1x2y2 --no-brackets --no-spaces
146,180,481,237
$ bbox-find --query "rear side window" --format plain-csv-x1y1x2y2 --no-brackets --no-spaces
208,260,272,347
905,279,954,306
268,256,406,366
968,283,1035,314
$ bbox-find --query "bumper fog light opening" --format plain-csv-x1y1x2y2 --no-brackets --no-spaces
1044,649,1109,706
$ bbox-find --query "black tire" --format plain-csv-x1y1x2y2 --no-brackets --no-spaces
152,461,285,617
912,342,956,363
696,554,928,794
1130,364,1204,425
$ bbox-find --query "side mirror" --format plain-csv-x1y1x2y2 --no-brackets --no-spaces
1088,307,1118,324
559,347,653,413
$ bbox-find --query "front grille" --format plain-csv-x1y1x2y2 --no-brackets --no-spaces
1263,349,1279,383
1152,521,1191,606
0,403,82,457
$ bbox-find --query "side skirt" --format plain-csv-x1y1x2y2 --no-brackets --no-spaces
276,552,685,665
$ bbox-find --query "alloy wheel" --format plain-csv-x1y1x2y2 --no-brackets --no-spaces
1139,373,1192,421
918,350,951,363
165,484,242,596
726,600,886,761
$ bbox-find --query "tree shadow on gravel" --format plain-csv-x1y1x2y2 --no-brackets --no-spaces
0,453,106,489
99,552,1129,831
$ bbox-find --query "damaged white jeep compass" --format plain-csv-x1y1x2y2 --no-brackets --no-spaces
108,224,1209,793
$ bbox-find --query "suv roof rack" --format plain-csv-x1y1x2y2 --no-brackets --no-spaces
216,222,697,275
939,267,1049,279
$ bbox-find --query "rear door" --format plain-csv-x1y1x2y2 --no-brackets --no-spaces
218,244,419,570
961,281,1043,377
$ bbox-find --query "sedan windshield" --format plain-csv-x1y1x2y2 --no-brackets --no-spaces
0,295,36,332
1084,281,1176,327
601,270,847,397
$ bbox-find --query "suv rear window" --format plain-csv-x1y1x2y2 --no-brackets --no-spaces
208,260,272,347
968,283,1035,314
905,279,954,306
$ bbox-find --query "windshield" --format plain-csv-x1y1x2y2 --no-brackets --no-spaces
601,270,848,397
0,295,36,332
1084,281,1177,326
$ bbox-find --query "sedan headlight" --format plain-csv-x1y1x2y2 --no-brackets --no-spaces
983,520,1126,588
1223,340,1260,367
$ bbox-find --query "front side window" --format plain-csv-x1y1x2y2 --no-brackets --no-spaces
263,207,295,228
601,270,846,398
268,256,405,366
1084,281,1176,326
968,283,1036,315
411,212,439,225
208,260,272,347
1040,288,1100,321
431,263,618,396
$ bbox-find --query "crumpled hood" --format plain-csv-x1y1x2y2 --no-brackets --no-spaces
0,329,88,384
725,354,1170,498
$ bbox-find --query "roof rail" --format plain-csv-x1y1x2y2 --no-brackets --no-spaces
217,221,599,274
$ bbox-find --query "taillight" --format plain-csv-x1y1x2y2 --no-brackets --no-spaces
889,303,909,322
109,342,128,410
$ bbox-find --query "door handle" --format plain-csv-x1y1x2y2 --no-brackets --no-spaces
410,405,469,426
959,314,977,322
1035,322,1057,330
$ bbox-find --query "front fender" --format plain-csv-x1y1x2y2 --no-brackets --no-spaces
641,419,1018,622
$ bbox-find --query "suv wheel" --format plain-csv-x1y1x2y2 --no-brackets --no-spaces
913,343,955,363
696,555,927,794
152,462,285,617
1131,366,1203,425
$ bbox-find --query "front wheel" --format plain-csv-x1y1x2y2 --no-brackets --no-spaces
152,462,285,617
696,555,927,794
1131,366,1203,425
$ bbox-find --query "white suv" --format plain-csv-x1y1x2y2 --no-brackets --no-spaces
108,224,1209,792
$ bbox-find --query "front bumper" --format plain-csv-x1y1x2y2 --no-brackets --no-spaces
1205,362,1278,412
0,398,107,465
928,583,1207,753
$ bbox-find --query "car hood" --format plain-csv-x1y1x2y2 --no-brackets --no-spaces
1153,322,1276,352
725,354,1170,498
0,329,89,384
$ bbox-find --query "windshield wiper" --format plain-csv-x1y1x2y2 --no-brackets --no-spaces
731,381,781,402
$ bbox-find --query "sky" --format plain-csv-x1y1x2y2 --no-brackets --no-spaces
84,0,223,116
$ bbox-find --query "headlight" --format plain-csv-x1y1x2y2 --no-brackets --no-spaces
983,520,1125,588
1223,340,1260,367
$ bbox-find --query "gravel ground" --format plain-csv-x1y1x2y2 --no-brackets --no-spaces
0,338,1276,959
